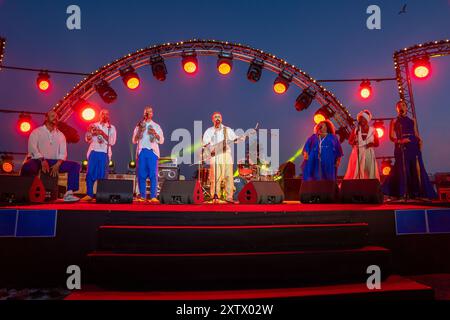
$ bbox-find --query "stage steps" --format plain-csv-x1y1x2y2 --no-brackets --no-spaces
96,223,369,253
87,246,391,290
86,219,398,294
66,275,434,300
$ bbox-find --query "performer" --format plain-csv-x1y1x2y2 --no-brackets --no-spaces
81,109,117,201
302,120,343,181
344,109,380,180
203,112,239,202
382,101,437,199
21,110,80,202
132,106,164,203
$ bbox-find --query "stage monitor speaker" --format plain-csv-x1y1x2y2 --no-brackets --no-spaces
238,181,284,204
299,180,338,203
0,175,46,203
283,178,302,201
340,179,383,204
96,179,133,204
159,180,203,204
40,173,59,201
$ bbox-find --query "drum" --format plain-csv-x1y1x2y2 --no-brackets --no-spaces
238,163,258,179
233,177,247,201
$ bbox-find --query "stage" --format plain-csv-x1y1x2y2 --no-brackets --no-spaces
1,200,450,299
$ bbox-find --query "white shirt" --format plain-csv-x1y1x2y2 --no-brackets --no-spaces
85,121,117,159
203,124,238,163
28,125,67,160
132,120,164,157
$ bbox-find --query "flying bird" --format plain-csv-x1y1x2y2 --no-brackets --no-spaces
398,4,407,14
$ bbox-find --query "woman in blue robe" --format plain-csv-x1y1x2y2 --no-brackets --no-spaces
382,101,437,199
302,120,343,181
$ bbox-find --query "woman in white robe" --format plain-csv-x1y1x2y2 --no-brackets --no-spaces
344,110,380,180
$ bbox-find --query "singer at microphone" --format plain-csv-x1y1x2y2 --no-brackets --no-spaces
81,109,117,201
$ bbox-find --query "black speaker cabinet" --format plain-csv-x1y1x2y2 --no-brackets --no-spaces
283,178,302,201
0,175,46,203
340,179,383,204
159,180,204,204
238,181,284,204
96,179,134,204
299,180,339,203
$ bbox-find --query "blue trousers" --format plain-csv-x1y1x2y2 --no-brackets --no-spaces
137,148,158,199
21,159,80,192
86,151,108,197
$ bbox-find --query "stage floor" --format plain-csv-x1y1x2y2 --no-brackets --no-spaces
2,201,448,213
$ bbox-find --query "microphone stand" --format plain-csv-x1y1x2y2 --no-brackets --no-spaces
356,125,361,180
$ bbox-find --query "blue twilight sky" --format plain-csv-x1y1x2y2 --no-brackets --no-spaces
0,0,449,177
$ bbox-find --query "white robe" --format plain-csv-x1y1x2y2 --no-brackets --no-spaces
344,126,380,180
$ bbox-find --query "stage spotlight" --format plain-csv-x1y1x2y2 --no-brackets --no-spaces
36,71,51,92
1,154,14,174
374,120,385,138
217,52,233,75
94,80,117,104
359,81,372,99
247,58,264,83
150,55,168,81
336,126,351,143
128,160,136,174
273,70,293,94
381,159,393,176
18,113,32,133
182,50,198,75
95,80,117,104
73,99,97,122
413,57,431,79
81,159,88,173
295,87,316,111
120,65,140,90
313,104,335,124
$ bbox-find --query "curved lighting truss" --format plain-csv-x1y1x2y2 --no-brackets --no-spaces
393,39,450,130
52,39,355,135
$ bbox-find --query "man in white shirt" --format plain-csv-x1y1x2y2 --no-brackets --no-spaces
20,111,80,202
132,106,164,203
81,109,117,201
203,112,239,202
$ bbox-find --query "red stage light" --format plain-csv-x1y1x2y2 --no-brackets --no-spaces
182,51,198,75
313,114,326,124
217,53,233,75
183,61,197,74
273,82,287,94
359,81,372,99
413,58,431,79
18,113,32,133
120,66,140,90
1,162,13,173
81,107,96,121
36,71,50,92
381,159,392,176
374,120,385,138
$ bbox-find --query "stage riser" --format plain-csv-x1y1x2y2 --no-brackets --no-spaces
97,224,369,253
87,247,391,290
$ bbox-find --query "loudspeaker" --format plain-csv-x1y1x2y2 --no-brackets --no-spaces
0,175,46,203
283,178,302,201
300,180,338,203
238,181,284,204
96,179,133,204
340,179,383,204
159,180,204,204
39,173,59,201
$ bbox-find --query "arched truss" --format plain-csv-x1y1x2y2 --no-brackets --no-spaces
393,39,450,130
52,39,355,137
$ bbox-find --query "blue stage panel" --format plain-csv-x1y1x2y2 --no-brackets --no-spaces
395,210,427,235
427,209,450,234
16,210,57,237
0,209,18,237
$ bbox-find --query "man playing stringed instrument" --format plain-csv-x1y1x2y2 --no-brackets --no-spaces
203,112,245,203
